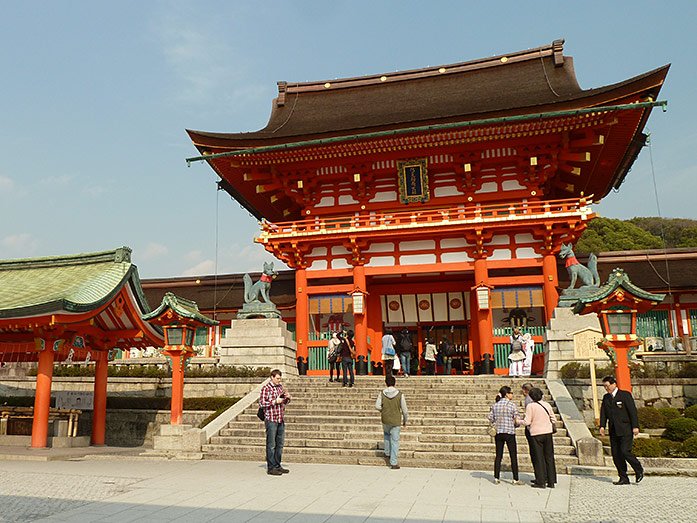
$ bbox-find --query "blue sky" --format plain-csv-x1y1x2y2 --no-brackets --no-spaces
1,1,695,278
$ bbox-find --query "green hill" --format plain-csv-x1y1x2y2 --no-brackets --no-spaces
575,217,697,254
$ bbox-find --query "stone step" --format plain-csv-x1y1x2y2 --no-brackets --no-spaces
201,445,579,467
207,436,577,454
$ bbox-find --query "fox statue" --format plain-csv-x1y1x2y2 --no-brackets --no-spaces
243,262,277,304
558,243,600,289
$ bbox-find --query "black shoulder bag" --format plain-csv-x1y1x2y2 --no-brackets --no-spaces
536,401,557,434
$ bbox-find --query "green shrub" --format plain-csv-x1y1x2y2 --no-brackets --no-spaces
664,417,697,441
657,407,681,423
632,437,663,457
199,406,229,428
560,362,582,379
637,407,665,429
682,435,697,458
677,363,697,378
684,405,697,421
104,396,239,411
0,396,41,407
658,438,684,458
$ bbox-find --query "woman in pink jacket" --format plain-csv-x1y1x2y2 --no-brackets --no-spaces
521,387,557,489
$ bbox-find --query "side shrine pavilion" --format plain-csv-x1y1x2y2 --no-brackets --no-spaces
187,40,668,375
0,247,164,447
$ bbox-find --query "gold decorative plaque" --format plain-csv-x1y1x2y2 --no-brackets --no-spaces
572,327,606,359
397,158,429,204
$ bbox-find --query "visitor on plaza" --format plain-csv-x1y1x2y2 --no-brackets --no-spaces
508,327,526,377
258,369,291,476
423,337,438,375
599,375,644,485
521,387,557,489
488,386,521,485
375,373,408,469
327,331,341,383
521,383,536,465
397,328,413,377
340,330,356,388
439,335,454,375
381,328,397,376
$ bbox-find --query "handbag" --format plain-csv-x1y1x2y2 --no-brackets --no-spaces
536,401,557,434
384,345,396,357
256,406,265,421
487,424,497,438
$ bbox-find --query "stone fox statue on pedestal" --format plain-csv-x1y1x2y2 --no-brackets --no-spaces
243,262,277,304
559,243,600,289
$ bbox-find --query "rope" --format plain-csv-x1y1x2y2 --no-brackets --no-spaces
539,53,560,98
646,134,673,295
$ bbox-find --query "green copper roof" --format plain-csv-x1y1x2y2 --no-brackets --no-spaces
142,292,218,326
0,247,150,319
572,268,665,314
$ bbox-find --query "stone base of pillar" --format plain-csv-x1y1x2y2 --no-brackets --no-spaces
151,424,206,459
544,307,602,378
355,356,368,375
219,318,298,376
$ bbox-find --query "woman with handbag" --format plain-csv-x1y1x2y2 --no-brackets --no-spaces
381,329,397,376
487,386,522,485
521,387,557,489
327,332,342,383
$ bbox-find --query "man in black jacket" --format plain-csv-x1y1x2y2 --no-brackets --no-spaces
599,376,644,485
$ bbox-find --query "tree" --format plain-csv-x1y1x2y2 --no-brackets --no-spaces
628,217,697,248
575,217,664,254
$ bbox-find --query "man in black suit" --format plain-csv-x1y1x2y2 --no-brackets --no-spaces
599,376,644,485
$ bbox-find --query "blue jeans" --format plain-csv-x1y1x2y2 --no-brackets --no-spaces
265,420,285,471
383,424,401,466
442,356,452,375
398,352,411,375
341,357,354,385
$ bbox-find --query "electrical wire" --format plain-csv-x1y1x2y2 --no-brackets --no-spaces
646,134,673,295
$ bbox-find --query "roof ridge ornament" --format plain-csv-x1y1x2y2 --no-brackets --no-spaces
552,38,565,67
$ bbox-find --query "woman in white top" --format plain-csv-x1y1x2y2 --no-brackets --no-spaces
423,338,437,375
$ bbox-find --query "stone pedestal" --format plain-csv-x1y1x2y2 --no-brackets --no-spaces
544,307,602,378
219,318,298,376
152,423,205,459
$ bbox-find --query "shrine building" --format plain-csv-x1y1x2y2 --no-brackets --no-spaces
186,40,668,375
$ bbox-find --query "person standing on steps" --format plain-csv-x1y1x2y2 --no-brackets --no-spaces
340,330,356,388
398,328,413,377
423,337,438,375
599,375,644,485
327,331,341,383
439,336,453,376
521,387,557,489
375,373,408,469
259,369,291,476
488,386,522,485
381,328,397,377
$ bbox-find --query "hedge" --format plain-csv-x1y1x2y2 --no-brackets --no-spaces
684,405,697,421
657,407,681,423
632,438,663,457
682,435,697,458
0,396,239,411
28,365,270,378
663,417,697,442
637,407,665,429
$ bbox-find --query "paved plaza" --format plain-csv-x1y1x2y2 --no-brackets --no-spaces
0,457,695,522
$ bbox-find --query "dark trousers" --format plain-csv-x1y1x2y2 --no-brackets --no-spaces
610,433,643,480
532,432,557,487
494,433,519,480
383,358,394,376
264,420,285,471
341,357,355,385
329,361,341,380
525,427,536,464
425,360,436,375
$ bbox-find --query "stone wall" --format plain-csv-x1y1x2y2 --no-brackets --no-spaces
77,410,212,447
564,378,697,425
0,377,263,398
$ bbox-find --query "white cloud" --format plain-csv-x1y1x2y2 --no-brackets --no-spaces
181,259,215,276
1,233,38,257
0,175,14,192
142,242,169,260
38,174,74,187
185,249,203,262
81,184,106,198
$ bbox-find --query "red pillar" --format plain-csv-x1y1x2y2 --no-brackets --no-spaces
542,253,559,323
609,340,636,393
295,268,309,373
168,351,185,425
31,344,55,448
366,292,383,374
91,353,108,445
352,265,368,374
473,258,493,362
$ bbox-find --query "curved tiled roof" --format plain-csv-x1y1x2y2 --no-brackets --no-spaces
188,40,669,146
142,292,218,326
0,247,150,319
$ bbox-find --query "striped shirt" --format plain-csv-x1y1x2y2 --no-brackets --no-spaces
488,398,520,435
259,381,290,423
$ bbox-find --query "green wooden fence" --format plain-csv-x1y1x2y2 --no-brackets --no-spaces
636,310,670,338
308,345,371,371
494,343,544,369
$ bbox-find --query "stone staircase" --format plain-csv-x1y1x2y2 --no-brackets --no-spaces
202,376,580,471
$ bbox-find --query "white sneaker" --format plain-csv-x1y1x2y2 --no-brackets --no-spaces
511,480,522,485
494,479,500,485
